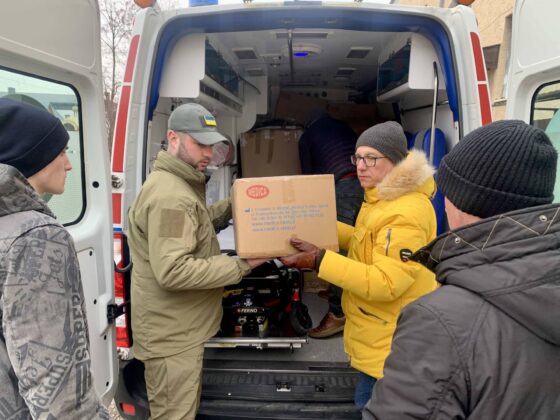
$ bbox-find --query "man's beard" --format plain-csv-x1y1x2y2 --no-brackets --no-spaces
177,140,205,171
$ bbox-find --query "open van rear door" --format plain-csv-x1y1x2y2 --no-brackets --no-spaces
507,0,560,200
0,0,117,404
506,0,560,121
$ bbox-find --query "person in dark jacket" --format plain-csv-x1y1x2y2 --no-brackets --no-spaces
363,120,560,419
298,112,363,338
0,99,109,418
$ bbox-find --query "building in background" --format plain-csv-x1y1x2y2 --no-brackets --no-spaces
400,0,514,120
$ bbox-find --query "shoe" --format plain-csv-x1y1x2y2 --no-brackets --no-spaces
308,312,345,338
317,289,330,300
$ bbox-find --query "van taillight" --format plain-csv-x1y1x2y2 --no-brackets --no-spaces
120,402,136,416
114,232,132,348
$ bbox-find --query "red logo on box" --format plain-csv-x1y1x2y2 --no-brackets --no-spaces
246,185,269,199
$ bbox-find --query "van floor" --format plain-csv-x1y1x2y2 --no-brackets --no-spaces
204,292,348,364
199,293,360,419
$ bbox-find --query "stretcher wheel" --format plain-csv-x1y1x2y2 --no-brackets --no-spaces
289,301,312,336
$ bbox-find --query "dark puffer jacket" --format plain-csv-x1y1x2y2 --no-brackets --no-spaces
364,203,560,419
0,164,108,419
299,115,357,181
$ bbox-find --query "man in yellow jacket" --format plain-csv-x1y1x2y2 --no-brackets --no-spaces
281,121,438,410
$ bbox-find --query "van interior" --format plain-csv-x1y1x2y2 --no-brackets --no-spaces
128,13,457,416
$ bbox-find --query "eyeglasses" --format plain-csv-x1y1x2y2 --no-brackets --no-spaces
351,154,388,167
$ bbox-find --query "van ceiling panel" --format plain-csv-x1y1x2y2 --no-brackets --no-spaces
274,31,331,39
149,8,459,122
209,29,392,91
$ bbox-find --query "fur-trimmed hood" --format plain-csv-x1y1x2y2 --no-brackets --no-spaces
374,149,435,201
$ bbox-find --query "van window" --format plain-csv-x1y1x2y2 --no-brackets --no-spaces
0,67,85,225
531,80,560,202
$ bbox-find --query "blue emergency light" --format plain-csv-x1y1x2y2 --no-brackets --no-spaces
189,0,218,6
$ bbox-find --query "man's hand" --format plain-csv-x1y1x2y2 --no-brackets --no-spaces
279,252,316,270
279,238,322,270
244,258,270,269
290,237,320,254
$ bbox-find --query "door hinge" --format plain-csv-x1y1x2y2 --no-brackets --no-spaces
107,302,127,324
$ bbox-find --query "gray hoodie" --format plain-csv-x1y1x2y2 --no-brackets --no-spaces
364,203,560,419
0,164,108,419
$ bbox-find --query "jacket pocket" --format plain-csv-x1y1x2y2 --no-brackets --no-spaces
358,306,389,325
353,227,373,265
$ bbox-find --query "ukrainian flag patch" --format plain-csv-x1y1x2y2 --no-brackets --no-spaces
203,115,217,126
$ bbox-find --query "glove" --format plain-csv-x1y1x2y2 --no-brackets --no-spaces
279,238,323,270
279,251,317,270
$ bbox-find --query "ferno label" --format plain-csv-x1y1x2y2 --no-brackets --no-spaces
246,185,269,199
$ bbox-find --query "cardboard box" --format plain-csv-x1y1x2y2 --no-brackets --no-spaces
232,175,339,258
274,92,328,125
240,128,302,178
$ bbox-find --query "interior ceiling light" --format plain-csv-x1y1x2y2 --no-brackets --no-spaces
281,43,322,58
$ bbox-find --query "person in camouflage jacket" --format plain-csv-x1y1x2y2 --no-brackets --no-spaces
0,99,108,419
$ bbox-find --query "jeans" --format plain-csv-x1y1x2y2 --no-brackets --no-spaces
327,283,344,317
329,176,363,316
354,372,377,412
335,176,363,226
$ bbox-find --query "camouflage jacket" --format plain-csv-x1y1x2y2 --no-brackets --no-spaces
0,164,108,419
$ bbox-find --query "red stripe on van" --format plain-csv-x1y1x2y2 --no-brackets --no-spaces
112,85,131,172
112,193,122,225
124,35,140,83
478,84,492,126
470,32,486,82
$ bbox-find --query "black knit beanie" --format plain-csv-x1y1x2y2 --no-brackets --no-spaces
355,121,408,164
0,98,69,177
436,120,557,218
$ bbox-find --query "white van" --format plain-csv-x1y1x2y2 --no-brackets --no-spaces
1,0,558,418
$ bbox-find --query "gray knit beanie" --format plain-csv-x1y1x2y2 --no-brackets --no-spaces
436,120,557,218
355,121,408,164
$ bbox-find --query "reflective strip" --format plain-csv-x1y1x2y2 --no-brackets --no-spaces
477,84,492,126
111,85,131,173
112,35,139,172
470,32,486,82
123,35,140,83
112,193,122,225
470,32,493,126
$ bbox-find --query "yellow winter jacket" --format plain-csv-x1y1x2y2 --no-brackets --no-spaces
318,150,438,378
